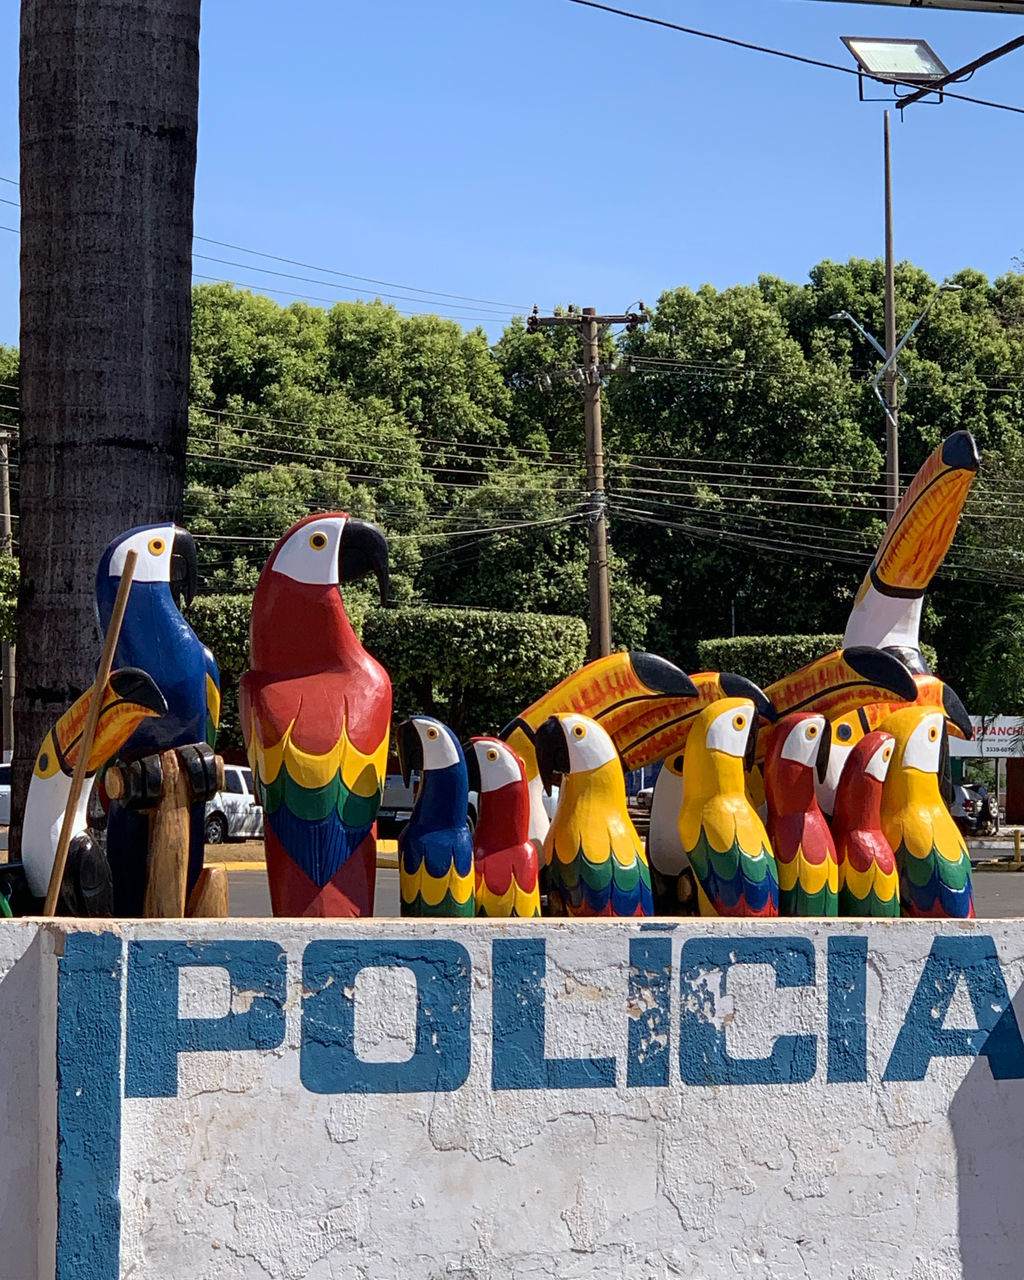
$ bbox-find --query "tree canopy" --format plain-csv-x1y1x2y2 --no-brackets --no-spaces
6,256,1024,745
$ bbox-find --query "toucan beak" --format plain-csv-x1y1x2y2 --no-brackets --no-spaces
171,527,198,607
397,720,421,789
109,667,168,717
464,743,481,794
535,717,570,796
815,726,831,785
341,519,389,606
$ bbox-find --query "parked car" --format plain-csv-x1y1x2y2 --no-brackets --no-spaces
0,763,9,826
204,764,264,843
635,786,654,811
377,773,417,839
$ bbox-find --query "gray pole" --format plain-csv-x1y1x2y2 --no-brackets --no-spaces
883,110,899,518
581,308,612,660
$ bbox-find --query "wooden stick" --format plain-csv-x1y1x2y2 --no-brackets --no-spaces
142,748,190,918
43,549,138,916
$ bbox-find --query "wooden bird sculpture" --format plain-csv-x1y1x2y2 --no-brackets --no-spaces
240,513,391,917
466,736,540,918
97,524,220,914
535,712,653,917
879,706,974,918
763,713,838,917
22,668,167,912
397,716,474,917
831,730,899,917
680,698,778,917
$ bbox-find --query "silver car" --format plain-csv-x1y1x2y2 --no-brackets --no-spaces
204,764,264,843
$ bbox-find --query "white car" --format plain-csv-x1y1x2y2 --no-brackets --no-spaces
0,763,9,826
204,764,264,843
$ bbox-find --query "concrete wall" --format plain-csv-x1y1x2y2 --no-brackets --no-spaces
9,918,1024,1278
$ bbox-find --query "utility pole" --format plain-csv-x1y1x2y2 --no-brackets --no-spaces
883,110,899,519
0,431,12,760
527,304,646,660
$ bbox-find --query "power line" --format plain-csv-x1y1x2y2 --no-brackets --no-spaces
567,0,1024,116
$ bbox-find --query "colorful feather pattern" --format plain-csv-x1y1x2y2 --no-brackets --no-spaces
896,835,973,919
241,513,392,917
686,826,778,918
246,704,385,889
679,698,779,918
469,738,540,918
832,731,899,917
538,714,653,918
879,706,974,920
398,718,475,917
763,714,838,917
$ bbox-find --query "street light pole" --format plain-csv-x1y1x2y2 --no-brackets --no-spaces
883,110,899,518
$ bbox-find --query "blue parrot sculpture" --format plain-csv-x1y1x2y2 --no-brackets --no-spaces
397,717,474,916
96,523,220,914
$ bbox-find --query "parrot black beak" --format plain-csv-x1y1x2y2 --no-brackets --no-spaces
464,744,481,795
397,720,422,788
939,728,953,804
340,518,390,606
815,726,831,786
744,720,759,776
170,527,198,607
720,673,777,723
940,682,973,742
535,717,570,796
109,668,168,717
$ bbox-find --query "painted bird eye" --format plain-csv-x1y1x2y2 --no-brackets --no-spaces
148,537,166,556
807,725,818,739
837,723,853,742
486,748,498,761
928,726,939,742
733,714,746,730
426,727,439,740
309,532,328,550
884,747,893,761
573,725,586,738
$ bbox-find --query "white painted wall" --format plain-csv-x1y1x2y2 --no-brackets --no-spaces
11,918,1024,1279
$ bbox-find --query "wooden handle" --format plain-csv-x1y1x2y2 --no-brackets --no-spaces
43,549,138,916
143,748,191,918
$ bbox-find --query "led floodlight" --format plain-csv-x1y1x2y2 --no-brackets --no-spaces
841,36,950,82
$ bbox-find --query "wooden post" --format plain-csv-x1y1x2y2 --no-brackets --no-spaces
142,749,191,918
43,549,137,916
1014,828,1021,869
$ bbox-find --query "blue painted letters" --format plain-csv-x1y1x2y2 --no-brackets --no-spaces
125,940,286,1098
301,940,471,1093
679,937,817,1086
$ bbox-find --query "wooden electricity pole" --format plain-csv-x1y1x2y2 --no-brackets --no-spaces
527,305,646,660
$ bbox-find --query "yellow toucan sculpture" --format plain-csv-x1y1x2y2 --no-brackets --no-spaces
679,698,778,917
878,706,974,918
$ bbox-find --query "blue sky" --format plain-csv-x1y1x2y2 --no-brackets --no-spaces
1,0,1022,345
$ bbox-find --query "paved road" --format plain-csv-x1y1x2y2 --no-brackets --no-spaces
223,863,1024,919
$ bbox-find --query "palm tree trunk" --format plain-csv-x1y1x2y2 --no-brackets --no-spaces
16,0,200,853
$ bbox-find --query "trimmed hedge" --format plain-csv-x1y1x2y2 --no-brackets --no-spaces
696,634,939,690
363,606,588,738
184,595,588,747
